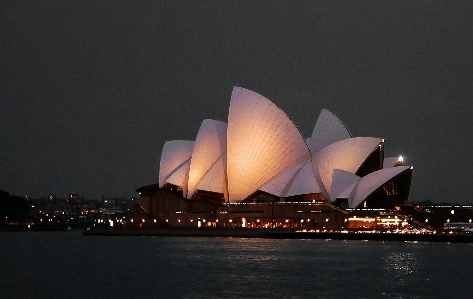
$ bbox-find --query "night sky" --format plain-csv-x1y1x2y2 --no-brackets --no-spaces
1,1,472,203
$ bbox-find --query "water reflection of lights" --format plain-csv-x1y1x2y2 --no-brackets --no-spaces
384,252,418,278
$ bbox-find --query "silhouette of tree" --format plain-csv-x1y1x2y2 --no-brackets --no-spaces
0,190,30,220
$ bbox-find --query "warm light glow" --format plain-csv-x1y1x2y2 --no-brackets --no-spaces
398,155,404,163
187,119,227,198
227,87,311,201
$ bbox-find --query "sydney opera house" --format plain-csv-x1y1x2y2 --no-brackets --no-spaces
129,87,413,230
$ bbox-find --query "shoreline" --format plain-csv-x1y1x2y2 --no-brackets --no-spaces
82,227,473,243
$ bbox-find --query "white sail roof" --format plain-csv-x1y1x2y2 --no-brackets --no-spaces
159,140,194,187
348,166,412,208
164,158,191,195
306,109,352,155
312,137,383,199
194,154,228,200
282,159,322,197
155,87,413,208
331,169,361,202
187,119,227,198
259,161,306,197
226,87,311,202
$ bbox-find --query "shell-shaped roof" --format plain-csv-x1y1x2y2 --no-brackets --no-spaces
306,109,352,155
164,158,191,195
187,119,227,198
282,159,322,197
331,169,361,202
159,140,195,187
226,87,311,202
348,166,412,208
313,137,383,199
259,161,306,197
194,154,228,200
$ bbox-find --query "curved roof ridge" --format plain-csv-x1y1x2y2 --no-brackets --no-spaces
159,140,194,187
282,159,322,197
194,153,228,200
348,166,412,208
331,169,361,202
312,137,383,199
259,160,306,197
164,158,191,195
307,109,352,154
187,119,227,198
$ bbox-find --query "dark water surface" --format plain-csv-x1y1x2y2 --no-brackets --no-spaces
1,231,472,298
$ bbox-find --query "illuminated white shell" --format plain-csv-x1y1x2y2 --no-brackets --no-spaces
159,140,194,187
312,137,383,199
226,87,311,202
156,87,412,207
187,119,227,198
282,159,322,197
260,161,306,197
164,158,191,196
194,154,228,200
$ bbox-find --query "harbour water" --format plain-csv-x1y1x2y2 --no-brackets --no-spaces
1,231,472,298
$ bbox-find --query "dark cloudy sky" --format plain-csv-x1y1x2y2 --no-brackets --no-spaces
1,1,472,203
